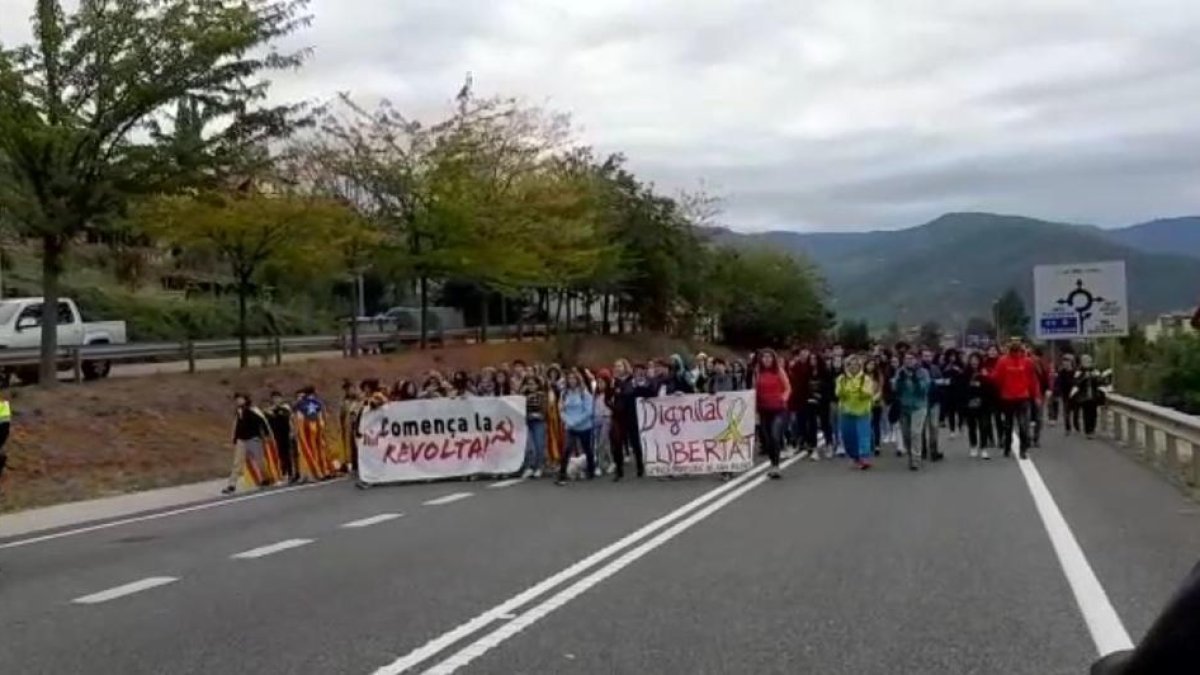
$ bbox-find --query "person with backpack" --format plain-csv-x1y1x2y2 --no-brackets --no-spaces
836,355,877,470
1072,354,1105,439
892,352,932,471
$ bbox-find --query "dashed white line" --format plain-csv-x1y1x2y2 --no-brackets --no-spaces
418,456,803,674
423,492,474,506
369,460,775,674
231,538,314,560
487,478,525,489
0,478,343,551
72,577,179,605
342,513,404,529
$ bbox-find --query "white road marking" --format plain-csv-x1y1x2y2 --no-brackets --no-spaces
1013,433,1134,656
342,513,404,529
420,455,804,674
423,492,474,506
231,538,314,560
72,576,179,605
368,461,775,675
487,478,525,489
0,479,344,551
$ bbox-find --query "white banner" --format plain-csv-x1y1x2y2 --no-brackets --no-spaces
638,391,757,477
1034,261,1129,339
357,396,528,484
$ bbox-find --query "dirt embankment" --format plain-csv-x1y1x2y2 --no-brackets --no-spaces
1,335,727,513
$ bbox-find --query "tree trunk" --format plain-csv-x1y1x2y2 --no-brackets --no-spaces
349,274,361,358
237,277,250,368
479,286,489,343
38,236,64,387
554,289,565,337
499,293,508,338
419,275,429,349
602,293,611,335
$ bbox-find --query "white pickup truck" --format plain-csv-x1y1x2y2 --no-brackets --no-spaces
0,297,128,383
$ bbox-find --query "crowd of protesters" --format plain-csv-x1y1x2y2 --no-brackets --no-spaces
222,338,1108,493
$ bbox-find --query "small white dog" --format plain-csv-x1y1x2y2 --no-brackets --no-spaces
565,454,588,480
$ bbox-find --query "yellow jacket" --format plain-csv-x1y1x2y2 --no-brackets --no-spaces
836,373,875,417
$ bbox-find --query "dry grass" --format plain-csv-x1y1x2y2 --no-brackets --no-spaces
0,335,726,513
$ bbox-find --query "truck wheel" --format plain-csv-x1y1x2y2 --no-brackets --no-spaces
82,360,112,381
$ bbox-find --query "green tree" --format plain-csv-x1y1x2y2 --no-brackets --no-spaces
0,0,310,384
139,190,357,367
836,320,871,351
918,320,943,349
995,288,1030,340
709,247,829,348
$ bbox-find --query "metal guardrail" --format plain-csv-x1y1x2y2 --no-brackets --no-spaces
0,323,551,380
1102,392,1200,493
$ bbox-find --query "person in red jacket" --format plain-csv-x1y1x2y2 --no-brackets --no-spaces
755,349,791,479
991,338,1042,459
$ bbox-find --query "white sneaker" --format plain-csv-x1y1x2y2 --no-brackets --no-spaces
835,446,846,458
980,450,991,460
809,451,821,462
532,469,543,479
969,448,979,458
949,431,959,440
781,447,795,459
521,468,533,478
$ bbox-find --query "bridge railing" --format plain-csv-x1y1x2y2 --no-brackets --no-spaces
1101,392,1200,493
0,323,551,382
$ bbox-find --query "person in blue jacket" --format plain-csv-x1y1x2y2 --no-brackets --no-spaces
556,369,596,485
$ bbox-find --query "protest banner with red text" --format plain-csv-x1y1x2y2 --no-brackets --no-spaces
638,391,757,477
357,396,528,484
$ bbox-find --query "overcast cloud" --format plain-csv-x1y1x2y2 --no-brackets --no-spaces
4,0,1200,232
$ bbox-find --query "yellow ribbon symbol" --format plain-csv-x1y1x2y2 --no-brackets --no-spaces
714,396,747,443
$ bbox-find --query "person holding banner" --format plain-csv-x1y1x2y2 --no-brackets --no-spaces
556,369,596,485
222,394,278,495
754,349,791,479
613,361,654,481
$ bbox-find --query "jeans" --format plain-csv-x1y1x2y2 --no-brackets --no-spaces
1080,401,1099,435
525,417,547,472
0,422,8,482
965,405,994,448
840,413,872,461
612,410,644,478
900,407,929,466
1030,399,1044,445
593,418,613,472
559,428,595,479
999,399,1031,455
797,403,819,448
759,409,786,467
923,402,941,458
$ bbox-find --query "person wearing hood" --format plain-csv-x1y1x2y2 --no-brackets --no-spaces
662,354,697,395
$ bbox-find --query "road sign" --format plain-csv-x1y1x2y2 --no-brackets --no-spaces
1033,261,1129,340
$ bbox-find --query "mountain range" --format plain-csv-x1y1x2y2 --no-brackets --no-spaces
707,212,1200,328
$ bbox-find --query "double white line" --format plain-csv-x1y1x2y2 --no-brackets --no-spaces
370,455,802,675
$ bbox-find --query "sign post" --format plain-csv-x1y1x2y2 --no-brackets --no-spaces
1033,261,1129,341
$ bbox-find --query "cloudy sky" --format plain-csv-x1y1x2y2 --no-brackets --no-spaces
4,0,1200,232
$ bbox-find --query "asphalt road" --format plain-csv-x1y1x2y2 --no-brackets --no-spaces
1,429,1196,675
